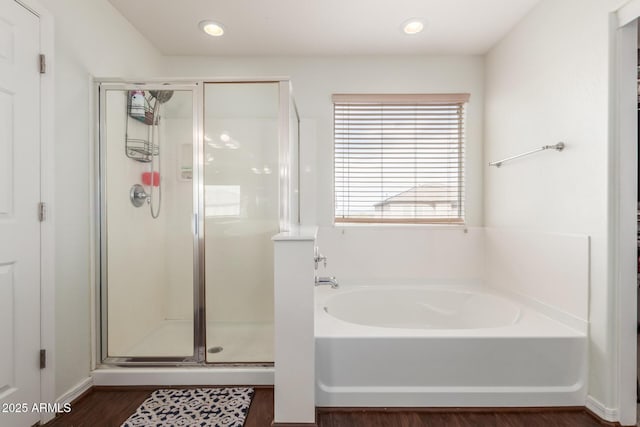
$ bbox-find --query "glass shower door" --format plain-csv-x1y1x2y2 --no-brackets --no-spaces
99,84,199,361
203,82,280,363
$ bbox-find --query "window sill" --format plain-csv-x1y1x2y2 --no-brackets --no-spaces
332,222,468,230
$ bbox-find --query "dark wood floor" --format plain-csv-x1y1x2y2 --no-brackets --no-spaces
44,387,615,427
318,409,612,427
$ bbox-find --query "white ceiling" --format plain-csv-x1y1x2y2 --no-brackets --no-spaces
108,0,541,56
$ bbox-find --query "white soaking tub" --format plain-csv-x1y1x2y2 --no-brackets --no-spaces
315,284,587,407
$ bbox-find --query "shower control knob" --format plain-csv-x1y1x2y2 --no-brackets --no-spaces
314,253,327,270
130,184,148,208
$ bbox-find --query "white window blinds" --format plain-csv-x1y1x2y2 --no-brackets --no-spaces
333,93,469,224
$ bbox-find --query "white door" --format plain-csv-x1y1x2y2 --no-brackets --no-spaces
0,1,42,426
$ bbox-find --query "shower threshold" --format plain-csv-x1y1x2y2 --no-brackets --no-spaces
91,364,274,386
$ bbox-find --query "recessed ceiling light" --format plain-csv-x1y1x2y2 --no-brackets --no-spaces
402,19,424,35
200,20,225,37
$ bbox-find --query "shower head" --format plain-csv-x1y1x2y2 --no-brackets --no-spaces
149,90,174,104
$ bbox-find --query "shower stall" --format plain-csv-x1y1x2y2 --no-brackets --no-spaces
95,80,299,366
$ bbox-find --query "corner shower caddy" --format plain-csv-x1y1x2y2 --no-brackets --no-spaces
125,92,158,163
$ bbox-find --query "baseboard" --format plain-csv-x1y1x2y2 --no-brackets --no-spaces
271,413,318,426
585,395,621,424
55,377,94,407
317,405,587,413
271,422,317,427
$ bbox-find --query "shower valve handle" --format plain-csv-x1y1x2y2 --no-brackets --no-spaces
314,253,327,269
130,184,149,208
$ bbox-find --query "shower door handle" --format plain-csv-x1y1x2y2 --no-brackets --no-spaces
193,213,198,235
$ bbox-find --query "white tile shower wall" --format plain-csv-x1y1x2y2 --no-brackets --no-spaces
299,119,317,226
112,88,283,328
203,109,279,324
484,228,589,327
105,91,168,355
205,221,276,323
162,117,195,321
289,95,300,226
316,226,484,283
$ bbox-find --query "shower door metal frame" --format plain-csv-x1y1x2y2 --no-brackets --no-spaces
95,78,299,367
96,81,204,366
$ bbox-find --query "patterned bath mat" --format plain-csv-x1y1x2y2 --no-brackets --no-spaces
121,387,254,427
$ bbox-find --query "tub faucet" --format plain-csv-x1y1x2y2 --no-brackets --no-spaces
315,276,339,289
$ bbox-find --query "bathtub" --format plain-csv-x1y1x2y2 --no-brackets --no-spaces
315,284,587,407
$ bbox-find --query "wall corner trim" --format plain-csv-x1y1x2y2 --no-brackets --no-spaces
586,395,620,423
617,0,640,27
55,377,94,407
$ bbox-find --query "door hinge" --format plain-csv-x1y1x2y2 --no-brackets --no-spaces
39,54,46,74
38,202,46,222
40,349,46,369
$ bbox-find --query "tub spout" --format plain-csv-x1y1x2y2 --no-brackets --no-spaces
315,276,339,289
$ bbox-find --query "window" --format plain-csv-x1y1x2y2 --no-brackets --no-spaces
333,93,469,224
205,185,241,217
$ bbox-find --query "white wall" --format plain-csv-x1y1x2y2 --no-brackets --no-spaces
483,0,626,412
163,55,485,227
39,0,163,399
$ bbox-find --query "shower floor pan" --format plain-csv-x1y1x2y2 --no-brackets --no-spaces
117,320,273,363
